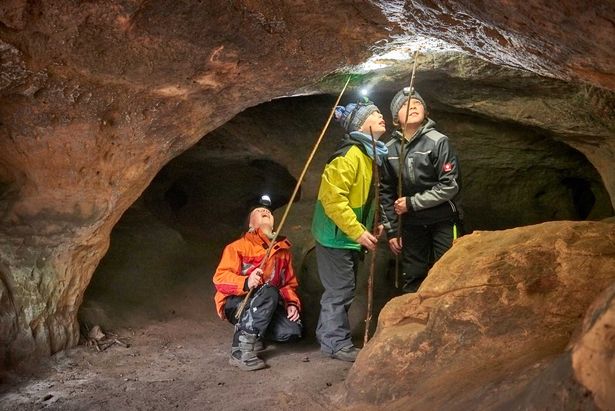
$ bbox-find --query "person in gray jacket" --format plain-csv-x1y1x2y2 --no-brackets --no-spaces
380,87,463,293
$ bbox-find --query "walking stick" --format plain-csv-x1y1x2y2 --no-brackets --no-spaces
364,126,380,346
234,75,352,321
394,50,420,289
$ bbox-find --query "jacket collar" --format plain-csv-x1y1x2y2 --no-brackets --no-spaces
394,127,421,144
394,118,436,145
244,228,291,251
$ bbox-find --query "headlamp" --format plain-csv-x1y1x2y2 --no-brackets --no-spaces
258,194,272,208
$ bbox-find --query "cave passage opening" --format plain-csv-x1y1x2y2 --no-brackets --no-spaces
79,69,614,342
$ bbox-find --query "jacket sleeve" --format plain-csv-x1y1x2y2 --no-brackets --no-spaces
409,136,460,211
318,155,366,241
379,155,401,239
212,243,248,296
278,251,302,311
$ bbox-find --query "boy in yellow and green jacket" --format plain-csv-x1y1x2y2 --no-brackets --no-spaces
311,98,388,362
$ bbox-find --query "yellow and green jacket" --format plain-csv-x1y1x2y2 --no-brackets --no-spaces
312,137,375,251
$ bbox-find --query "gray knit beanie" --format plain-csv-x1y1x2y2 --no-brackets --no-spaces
390,87,427,125
334,98,380,133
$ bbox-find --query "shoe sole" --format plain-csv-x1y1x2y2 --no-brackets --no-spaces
321,350,357,362
228,355,266,371
330,354,356,362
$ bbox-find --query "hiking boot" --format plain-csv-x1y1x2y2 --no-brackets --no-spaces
228,330,266,371
331,345,361,362
229,348,266,371
237,331,260,351
235,339,264,353
232,332,264,353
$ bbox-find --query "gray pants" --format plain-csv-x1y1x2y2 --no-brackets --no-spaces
315,243,360,354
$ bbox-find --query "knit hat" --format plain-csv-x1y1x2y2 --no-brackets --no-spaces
390,87,427,125
334,98,380,133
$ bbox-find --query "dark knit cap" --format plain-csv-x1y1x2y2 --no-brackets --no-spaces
390,87,427,125
334,98,380,133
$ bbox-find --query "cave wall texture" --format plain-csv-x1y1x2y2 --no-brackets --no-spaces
0,2,614,408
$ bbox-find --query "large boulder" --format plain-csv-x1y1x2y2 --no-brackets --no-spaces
572,283,615,410
343,221,615,410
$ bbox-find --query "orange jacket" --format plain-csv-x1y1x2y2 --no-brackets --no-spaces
213,228,301,319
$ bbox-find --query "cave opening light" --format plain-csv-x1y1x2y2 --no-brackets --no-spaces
356,35,462,73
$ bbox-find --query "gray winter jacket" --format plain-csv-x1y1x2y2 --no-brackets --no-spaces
380,119,462,238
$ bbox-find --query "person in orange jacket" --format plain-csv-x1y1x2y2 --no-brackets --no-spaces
213,195,302,371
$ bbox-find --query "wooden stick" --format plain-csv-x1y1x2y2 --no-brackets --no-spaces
364,125,380,346
99,340,117,351
395,50,420,289
114,338,129,348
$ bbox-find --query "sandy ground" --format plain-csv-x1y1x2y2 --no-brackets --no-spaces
0,313,355,410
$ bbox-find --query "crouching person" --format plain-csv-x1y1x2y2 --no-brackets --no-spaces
213,197,302,371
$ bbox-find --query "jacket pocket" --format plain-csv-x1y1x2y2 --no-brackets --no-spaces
407,157,415,185
409,151,434,186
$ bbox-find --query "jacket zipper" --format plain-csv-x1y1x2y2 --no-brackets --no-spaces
407,157,415,185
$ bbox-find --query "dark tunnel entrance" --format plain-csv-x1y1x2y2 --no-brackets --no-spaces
562,177,596,220
145,156,298,240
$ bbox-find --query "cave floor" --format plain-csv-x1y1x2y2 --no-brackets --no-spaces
0,316,350,410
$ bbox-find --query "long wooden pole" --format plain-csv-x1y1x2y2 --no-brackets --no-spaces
234,75,352,321
394,50,420,289
364,125,380,346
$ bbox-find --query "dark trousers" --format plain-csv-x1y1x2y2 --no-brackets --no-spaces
315,243,360,354
224,284,302,342
401,220,455,292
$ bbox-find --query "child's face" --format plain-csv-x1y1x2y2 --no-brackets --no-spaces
359,111,386,139
397,98,425,126
249,207,274,231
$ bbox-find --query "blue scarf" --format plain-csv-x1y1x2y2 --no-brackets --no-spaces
348,131,389,166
